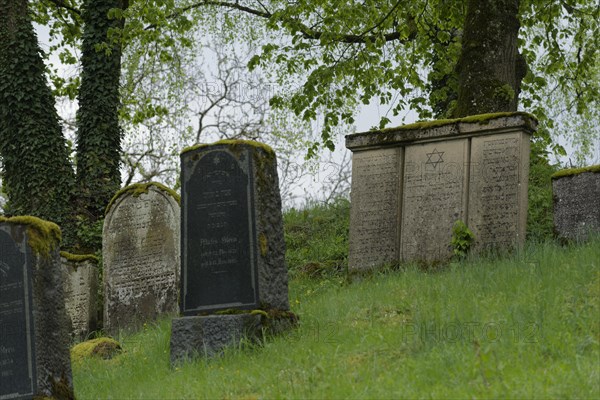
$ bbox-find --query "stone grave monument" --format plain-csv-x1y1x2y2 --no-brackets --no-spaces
0,216,74,399
103,182,180,334
60,252,99,340
552,165,600,241
346,112,535,269
170,140,294,364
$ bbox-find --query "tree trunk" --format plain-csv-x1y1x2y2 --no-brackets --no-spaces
75,0,125,250
0,0,75,236
454,0,527,117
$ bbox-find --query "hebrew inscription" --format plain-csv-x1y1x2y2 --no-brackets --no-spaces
103,185,180,333
182,149,258,314
61,257,98,339
469,133,529,250
401,140,469,261
348,148,401,269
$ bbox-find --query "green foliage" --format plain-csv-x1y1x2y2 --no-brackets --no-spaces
72,239,600,398
0,0,75,242
75,0,124,228
527,144,560,242
283,198,350,278
450,220,475,259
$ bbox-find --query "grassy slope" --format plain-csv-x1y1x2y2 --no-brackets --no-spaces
73,238,599,399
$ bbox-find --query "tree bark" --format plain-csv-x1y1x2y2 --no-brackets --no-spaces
454,0,527,117
0,0,75,236
75,0,126,250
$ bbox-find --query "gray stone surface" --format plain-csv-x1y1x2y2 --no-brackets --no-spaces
553,170,600,241
469,132,530,251
401,139,469,261
0,219,73,399
103,183,180,334
346,113,536,269
170,314,262,363
180,141,289,314
61,254,99,340
348,148,402,269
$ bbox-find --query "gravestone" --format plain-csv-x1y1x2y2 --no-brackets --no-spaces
0,217,74,399
60,252,99,340
171,140,292,364
103,182,180,334
552,166,600,241
346,113,535,269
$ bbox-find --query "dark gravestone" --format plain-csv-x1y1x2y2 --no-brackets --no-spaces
0,217,73,399
552,167,600,241
172,140,292,364
0,228,35,397
183,149,257,312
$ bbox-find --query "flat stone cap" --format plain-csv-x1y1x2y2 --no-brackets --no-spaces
346,112,537,150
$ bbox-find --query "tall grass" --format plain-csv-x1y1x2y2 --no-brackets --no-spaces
73,237,599,399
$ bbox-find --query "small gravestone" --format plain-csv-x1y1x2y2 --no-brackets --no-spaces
103,182,180,334
552,166,600,241
171,140,293,364
60,252,99,340
346,113,534,269
0,217,74,399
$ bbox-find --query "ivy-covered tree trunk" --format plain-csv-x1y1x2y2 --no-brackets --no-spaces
454,0,527,117
75,0,125,249
0,0,75,232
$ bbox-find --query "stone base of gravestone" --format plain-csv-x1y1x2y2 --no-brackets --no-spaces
345,112,535,269
60,252,99,341
552,166,600,242
0,217,74,399
170,313,296,365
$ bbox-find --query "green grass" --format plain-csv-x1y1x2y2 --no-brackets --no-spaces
73,238,600,399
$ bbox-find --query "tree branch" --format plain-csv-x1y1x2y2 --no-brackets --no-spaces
44,0,81,16
146,0,413,44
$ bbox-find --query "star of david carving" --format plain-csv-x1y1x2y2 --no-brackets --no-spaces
425,148,445,169
213,155,221,165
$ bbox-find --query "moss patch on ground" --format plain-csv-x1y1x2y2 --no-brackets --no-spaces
71,338,122,362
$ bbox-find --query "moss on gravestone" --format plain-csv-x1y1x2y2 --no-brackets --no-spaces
60,251,99,264
0,215,61,258
369,111,537,134
551,164,600,179
181,139,275,156
105,181,181,216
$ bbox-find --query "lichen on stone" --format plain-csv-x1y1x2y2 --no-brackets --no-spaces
0,215,61,258
551,164,600,179
105,181,180,216
181,139,275,156
369,111,537,134
259,233,268,257
60,251,99,264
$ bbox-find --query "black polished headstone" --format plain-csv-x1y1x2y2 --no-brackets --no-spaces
181,147,258,314
0,227,36,399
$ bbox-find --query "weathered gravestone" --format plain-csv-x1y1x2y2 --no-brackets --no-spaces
0,217,74,399
346,113,535,269
171,140,293,364
552,165,600,241
103,182,180,334
60,252,99,340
